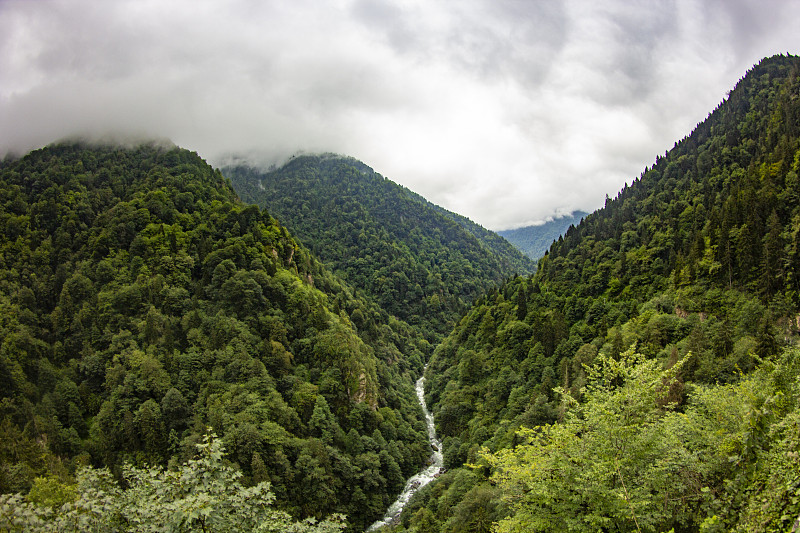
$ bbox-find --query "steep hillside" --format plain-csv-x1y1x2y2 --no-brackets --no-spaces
414,196,534,274
223,156,535,340
498,210,588,260
0,142,432,531
396,54,800,533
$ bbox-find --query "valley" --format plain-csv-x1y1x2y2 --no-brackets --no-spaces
1,54,800,532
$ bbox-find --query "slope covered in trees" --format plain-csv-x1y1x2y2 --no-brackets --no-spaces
498,210,589,260
223,156,535,340
0,142,433,531
4,53,800,533
392,54,800,532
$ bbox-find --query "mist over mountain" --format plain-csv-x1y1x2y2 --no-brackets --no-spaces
498,211,589,260
3,1,798,231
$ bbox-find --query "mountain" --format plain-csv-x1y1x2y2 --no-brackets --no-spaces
4,54,800,533
223,155,535,340
497,210,589,260
0,142,434,531
394,54,800,532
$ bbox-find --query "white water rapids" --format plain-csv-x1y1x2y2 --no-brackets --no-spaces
366,372,443,531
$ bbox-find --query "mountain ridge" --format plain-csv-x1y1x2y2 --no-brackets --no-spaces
223,154,535,341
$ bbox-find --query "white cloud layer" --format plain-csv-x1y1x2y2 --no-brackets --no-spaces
1,0,798,229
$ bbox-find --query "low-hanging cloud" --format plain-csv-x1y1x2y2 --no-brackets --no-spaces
1,0,798,230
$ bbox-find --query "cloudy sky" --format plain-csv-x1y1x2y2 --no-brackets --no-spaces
0,0,798,230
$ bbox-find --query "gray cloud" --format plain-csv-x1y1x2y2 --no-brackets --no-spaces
1,0,798,230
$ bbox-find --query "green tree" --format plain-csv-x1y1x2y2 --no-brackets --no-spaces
484,349,702,533
160,387,191,432
309,395,342,445
0,433,345,532
760,210,784,297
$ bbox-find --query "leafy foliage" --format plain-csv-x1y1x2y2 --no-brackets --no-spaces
0,432,346,532
484,348,800,533
484,349,698,532
224,155,535,340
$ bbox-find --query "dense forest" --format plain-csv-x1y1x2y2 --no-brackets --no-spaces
2,54,800,533
0,143,438,531
389,54,800,532
223,156,534,340
498,210,589,260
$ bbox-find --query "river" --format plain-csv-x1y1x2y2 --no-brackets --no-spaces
365,371,443,531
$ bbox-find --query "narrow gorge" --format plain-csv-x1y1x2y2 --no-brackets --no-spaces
367,370,443,531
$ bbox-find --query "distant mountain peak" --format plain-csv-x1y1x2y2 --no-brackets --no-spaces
498,210,589,260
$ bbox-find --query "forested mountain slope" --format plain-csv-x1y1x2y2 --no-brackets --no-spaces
395,54,800,533
417,198,533,273
223,156,535,340
498,210,588,260
0,142,433,531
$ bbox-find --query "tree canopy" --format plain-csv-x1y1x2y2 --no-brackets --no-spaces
224,155,534,341
0,432,346,532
